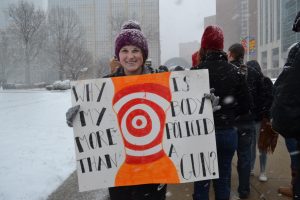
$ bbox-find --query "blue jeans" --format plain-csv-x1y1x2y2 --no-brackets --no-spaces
236,122,255,197
250,121,267,173
285,138,300,173
193,128,238,200
285,138,300,200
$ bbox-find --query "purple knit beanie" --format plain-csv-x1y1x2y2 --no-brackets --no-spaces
115,20,148,62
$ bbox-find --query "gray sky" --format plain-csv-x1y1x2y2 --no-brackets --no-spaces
160,0,216,63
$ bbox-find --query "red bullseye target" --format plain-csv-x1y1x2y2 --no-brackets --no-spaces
121,103,160,146
113,85,171,162
126,109,152,137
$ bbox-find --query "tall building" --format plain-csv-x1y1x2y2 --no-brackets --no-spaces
257,0,282,78
48,0,161,68
281,0,300,57
204,15,216,28
179,41,199,66
257,0,300,78
216,0,240,52
216,0,258,61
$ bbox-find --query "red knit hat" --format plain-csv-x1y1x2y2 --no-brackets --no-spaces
201,25,224,50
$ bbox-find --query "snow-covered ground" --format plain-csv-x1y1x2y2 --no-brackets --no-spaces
0,89,76,200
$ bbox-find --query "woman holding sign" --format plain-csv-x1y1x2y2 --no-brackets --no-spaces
67,20,170,200
66,20,220,200
105,20,177,200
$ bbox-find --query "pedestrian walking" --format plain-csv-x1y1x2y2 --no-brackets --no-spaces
246,59,275,182
271,10,300,200
192,25,251,200
228,43,263,198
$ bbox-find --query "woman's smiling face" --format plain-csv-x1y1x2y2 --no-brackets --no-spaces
119,45,144,75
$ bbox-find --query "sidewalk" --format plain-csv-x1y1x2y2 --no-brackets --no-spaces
167,136,292,200
47,136,292,200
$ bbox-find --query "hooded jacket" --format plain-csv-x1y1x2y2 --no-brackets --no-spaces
271,44,300,139
246,60,273,119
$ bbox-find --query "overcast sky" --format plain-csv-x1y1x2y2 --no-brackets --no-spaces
160,0,216,63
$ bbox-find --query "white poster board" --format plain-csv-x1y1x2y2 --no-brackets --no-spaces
70,70,218,192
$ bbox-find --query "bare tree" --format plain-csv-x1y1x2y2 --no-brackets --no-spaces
65,43,93,80
96,57,110,78
110,14,127,40
47,6,84,80
0,31,10,83
8,1,46,85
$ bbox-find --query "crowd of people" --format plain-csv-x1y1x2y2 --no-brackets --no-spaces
66,10,300,200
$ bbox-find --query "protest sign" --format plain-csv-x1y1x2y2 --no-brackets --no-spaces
70,70,218,192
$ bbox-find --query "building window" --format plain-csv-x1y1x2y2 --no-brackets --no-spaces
272,48,279,68
260,0,263,45
261,51,268,70
272,48,280,77
277,0,280,40
265,0,269,45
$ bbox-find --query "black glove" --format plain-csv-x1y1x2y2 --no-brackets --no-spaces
66,105,80,127
204,88,221,112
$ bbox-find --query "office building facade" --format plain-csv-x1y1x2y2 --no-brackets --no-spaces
204,15,216,29
216,0,258,61
258,0,299,78
179,41,199,67
257,0,282,77
48,0,160,68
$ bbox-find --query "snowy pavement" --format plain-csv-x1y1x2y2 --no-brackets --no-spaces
0,89,76,200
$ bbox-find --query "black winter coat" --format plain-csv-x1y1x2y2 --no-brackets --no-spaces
246,60,274,119
271,43,300,139
193,52,251,130
231,60,265,122
104,65,167,200
261,76,273,119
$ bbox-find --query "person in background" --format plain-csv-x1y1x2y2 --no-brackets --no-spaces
274,42,300,198
157,65,169,72
246,59,274,181
272,10,300,200
227,43,263,199
192,25,251,200
192,50,200,68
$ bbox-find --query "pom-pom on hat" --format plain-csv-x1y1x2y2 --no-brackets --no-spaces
115,20,148,62
201,25,224,51
121,20,141,31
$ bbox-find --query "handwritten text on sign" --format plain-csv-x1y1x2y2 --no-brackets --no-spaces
70,70,218,192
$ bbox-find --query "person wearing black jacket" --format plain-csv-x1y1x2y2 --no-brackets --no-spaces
246,60,274,181
272,11,300,200
104,20,169,200
228,43,264,199
192,26,251,200
67,20,168,200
